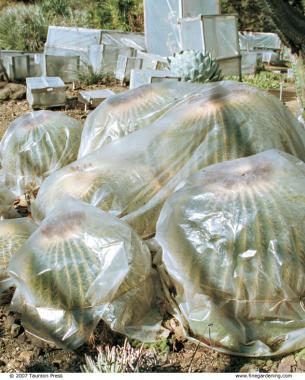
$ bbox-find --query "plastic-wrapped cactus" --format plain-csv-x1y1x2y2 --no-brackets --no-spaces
78,81,203,158
0,186,20,219
0,218,36,303
156,150,305,357
168,50,223,83
9,197,163,349
31,81,305,238
0,110,82,194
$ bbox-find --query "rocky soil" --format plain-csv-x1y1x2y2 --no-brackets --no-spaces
0,79,303,374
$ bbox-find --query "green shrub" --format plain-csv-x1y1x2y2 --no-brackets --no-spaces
0,5,47,51
78,67,116,86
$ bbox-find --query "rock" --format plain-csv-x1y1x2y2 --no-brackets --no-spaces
277,355,296,373
11,89,26,100
277,363,292,373
18,351,34,365
17,332,27,343
10,323,21,338
240,364,260,373
297,358,305,371
282,355,296,367
0,87,10,101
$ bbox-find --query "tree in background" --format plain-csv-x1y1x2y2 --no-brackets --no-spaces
260,0,305,113
220,0,275,32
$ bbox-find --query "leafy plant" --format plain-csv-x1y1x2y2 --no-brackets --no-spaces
226,72,282,90
78,67,116,86
0,5,47,51
81,339,157,373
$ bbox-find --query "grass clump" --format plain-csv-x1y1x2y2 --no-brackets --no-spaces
227,71,282,90
78,67,116,86
0,5,47,51
81,339,157,373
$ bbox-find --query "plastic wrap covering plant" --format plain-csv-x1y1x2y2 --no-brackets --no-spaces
9,197,164,349
167,50,223,84
156,150,305,357
0,186,21,219
78,82,203,158
0,218,36,304
31,81,305,239
0,111,82,194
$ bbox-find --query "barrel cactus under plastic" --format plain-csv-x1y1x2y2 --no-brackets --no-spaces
9,197,162,349
78,81,203,158
167,50,223,83
0,111,82,194
0,218,36,303
0,186,21,219
156,150,305,357
31,81,305,238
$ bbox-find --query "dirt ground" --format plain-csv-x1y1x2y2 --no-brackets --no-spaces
0,80,303,374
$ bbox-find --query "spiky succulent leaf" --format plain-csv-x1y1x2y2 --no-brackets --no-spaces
168,50,223,83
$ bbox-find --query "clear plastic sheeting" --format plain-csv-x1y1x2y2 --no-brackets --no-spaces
45,26,145,73
78,82,202,158
0,51,43,81
45,55,80,83
130,69,180,90
156,150,305,357
0,187,21,219
179,15,240,59
46,26,102,50
0,110,82,194
0,218,36,303
144,0,220,56
32,81,305,239
100,31,145,51
239,32,282,52
241,52,258,75
26,77,66,109
9,197,165,349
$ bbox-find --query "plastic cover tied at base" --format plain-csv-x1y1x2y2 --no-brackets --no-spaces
0,111,82,195
78,82,203,158
156,150,305,357
9,197,165,349
0,218,36,303
0,186,22,219
31,81,305,238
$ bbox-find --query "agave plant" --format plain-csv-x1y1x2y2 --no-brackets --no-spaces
9,197,161,349
0,110,82,194
167,50,223,83
31,81,305,239
156,150,305,357
0,218,36,303
82,339,157,373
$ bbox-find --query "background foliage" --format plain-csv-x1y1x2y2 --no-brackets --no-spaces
0,0,144,51
0,0,303,52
